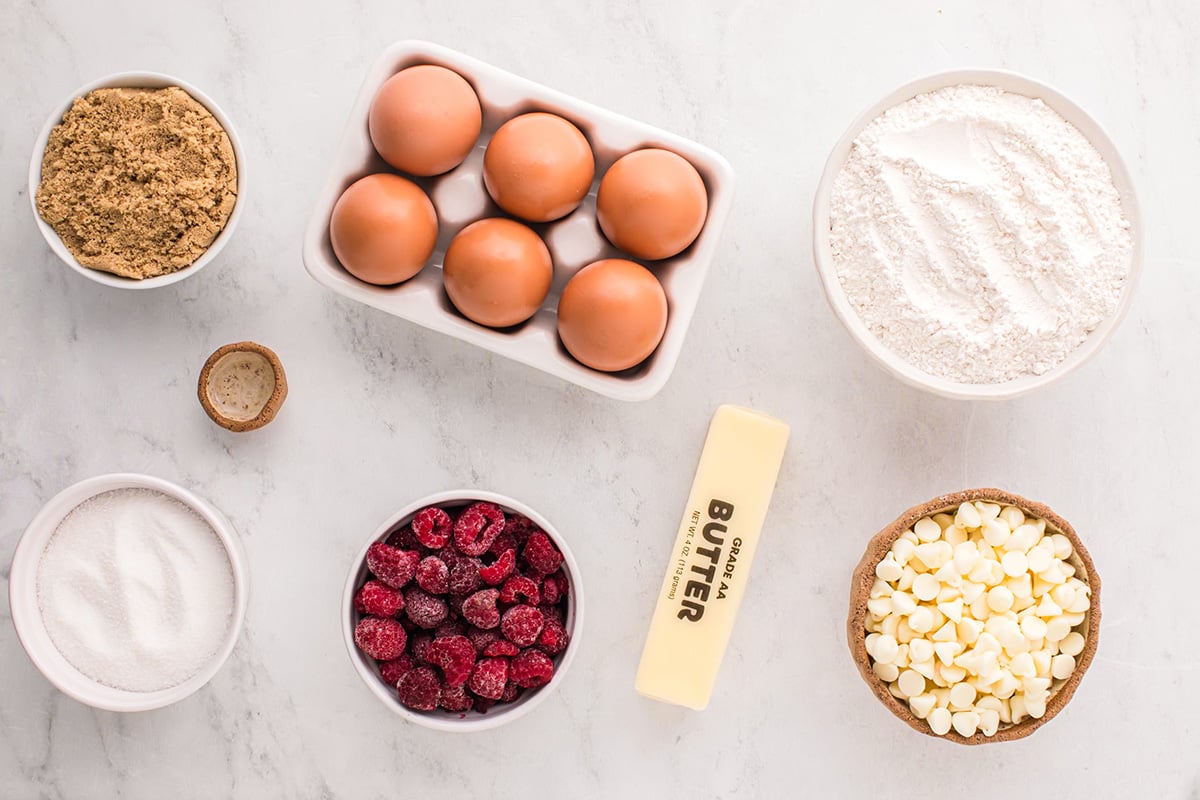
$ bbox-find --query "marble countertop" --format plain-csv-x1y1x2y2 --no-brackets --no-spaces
3,1,1199,797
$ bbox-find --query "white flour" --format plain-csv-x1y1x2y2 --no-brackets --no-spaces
37,488,235,692
829,84,1133,384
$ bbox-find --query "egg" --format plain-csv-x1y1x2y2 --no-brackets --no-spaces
368,65,482,176
557,258,668,372
443,218,553,328
596,148,708,260
329,173,437,285
483,112,594,222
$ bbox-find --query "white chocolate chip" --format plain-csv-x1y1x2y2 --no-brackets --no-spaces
955,503,982,530
873,634,899,663
1051,654,1077,680
912,573,940,602
949,682,977,708
1027,547,1053,574
987,586,1014,613
937,598,964,624
875,556,903,582
999,506,1025,529
982,518,1010,548
913,517,941,543
909,693,936,719
908,638,935,664
1001,551,1029,577
934,641,963,665
1020,615,1048,640
978,708,1001,736
908,607,936,634
951,710,980,737
892,590,918,616
928,707,952,735
891,537,917,564
873,661,900,682
1050,534,1073,559
898,669,926,698
1059,632,1086,657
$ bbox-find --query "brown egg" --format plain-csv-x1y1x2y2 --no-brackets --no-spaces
557,259,668,372
483,112,594,222
369,65,482,176
596,148,708,260
329,173,437,285
443,218,553,328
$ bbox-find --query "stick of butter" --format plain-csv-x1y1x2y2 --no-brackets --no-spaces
635,405,790,710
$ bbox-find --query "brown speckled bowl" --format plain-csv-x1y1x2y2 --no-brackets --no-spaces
198,341,287,432
847,488,1100,745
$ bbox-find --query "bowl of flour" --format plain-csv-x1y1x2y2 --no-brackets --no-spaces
812,70,1141,399
9,474,248,711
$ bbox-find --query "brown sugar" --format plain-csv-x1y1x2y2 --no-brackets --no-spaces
35,86,238,280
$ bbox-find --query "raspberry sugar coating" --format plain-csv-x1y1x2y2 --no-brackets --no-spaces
354,499,571,717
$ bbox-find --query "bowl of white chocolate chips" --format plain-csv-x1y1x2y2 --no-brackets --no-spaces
847,488,1100,744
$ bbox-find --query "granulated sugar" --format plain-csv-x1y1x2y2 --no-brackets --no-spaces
36,488,235,692
829,84,1133,384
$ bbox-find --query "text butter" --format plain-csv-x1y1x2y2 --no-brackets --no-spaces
635,405,790,710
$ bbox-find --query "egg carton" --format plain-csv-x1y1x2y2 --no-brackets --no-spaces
303,40,734,401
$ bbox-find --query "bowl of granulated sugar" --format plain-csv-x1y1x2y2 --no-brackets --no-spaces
9,473,248,711
812,70,1142,400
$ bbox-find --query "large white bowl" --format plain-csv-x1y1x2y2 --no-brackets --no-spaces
303,40,735,402
29,71,245,290
9,473,249,712
812,69,1143,400
342,490,584,732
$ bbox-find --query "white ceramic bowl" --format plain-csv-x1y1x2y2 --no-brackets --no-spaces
303,40,735,402
9,473,249,712
342,490,584,732
812,69,1143,400
29,71,246,289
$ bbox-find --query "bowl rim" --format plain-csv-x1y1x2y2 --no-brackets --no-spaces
846,487,1101,745
811,68,1144,400
341,489,585,732
28,70,246,290
8,473,249,712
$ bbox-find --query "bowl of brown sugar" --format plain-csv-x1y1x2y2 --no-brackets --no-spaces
29,71,244,289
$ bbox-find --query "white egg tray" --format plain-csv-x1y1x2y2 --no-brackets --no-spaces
302,40,734,402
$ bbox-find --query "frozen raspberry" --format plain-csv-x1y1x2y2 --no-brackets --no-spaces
541,571,569,604
366,542,420,589
447,557,483,595
483,640,520,657
397,666,441,711
511,649,555,688
410,634,434,664
454,502,506,556
404,587,449,629
499,575,540,605
467,627,502,653
501,605,545,647
468,657,509,700
387,522,423,551
439,683,474,713
378,655,414,687
479,549,516,586
416,556,450,595
354,617,408,660
488,531,518,557
500,681,522,703
522,531,563,575
538,604,564,624
504,514,538,544
412,506,452,549
435,620,465,639
474,698,496,714
426,635,476,687
461,589,501,630
354,580,405,617
447,593,469,617
537,618,570,655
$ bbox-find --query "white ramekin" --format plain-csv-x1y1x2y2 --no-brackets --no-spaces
9,473,249,712
812,69,1143,400
28,71,246,290
342,490,584,732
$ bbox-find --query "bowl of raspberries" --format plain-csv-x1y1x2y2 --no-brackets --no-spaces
342,490,583,731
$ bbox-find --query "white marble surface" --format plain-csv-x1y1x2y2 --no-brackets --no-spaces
2,0,1199,797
